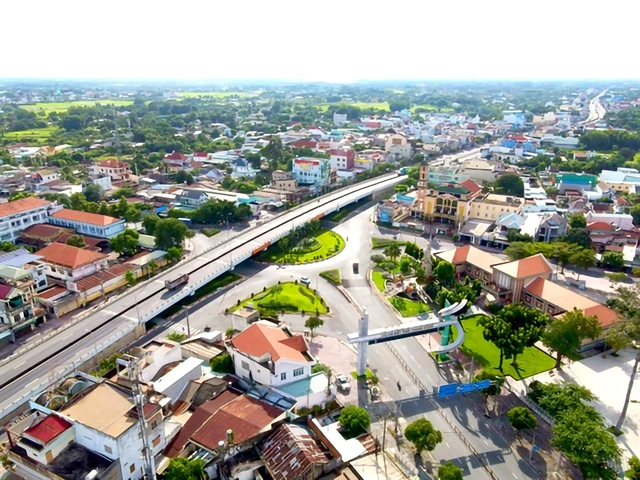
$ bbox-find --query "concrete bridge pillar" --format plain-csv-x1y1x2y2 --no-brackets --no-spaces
356,308,369,376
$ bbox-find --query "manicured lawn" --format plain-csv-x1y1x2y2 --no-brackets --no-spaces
389,296,431,317
451,314,555,380
372,270,386,291
201,228,221,238
2,126,58,143
20,100,134,113
232,282,327,314
260,230,345,264
371,237,405,249
320,269,341,285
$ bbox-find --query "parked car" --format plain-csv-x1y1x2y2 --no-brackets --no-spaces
335,374,351,393
300,276,310,285
352,262,359,274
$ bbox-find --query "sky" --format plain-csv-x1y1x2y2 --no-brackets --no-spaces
2,0,639,83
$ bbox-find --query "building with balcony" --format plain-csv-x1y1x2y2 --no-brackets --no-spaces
0,197,61,243
35,243,108,290
88,158,132,182
292,157,331,189
423,165,470,186
48,209,125,239
0,283,41,344
0,248,48,291
469,194,524,222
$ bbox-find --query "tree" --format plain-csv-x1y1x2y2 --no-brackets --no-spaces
473,369,504,408
563,228,592,248
124,206,142,224
165,246,183,264
383,244,401,262
110,229,140,256
570,248,596,280
278,236,289,253
143,214,160,235
552,242,579,274
507,406,537,435
110,197,129,219
542,309,601,369
602,251,624,271
125,270,136,287
399,257,412,274
154,218,193,250
404,418,443,454
305,316,324,337
569,214,587,229
605,284,640,435
631,204,640,227
270,283,283,301
494,173,524,196
433,261,455,286
627,456,640,480
84,184,104,203
338,405,371,438
174,170,195,185
552,409,621,480
66,234,86,248
147,259,158,279
210,352,234,373
163,457,206,480
437,462,463,480
479,304,547,369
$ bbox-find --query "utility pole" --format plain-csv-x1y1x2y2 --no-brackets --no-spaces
183,305,191,338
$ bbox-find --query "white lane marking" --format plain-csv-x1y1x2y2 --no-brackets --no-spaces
483,440,489,445
512,473,518,478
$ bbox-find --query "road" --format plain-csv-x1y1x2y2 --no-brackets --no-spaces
0,173,404,419
155,205,537,479
581,89,608,125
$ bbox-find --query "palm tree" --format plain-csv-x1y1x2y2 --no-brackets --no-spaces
383,244,401,262
147,259,158,279
271,284,283,301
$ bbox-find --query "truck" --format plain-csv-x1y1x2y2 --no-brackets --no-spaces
165,274,189,290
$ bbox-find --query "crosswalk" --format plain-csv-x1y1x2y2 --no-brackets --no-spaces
165,322,203,337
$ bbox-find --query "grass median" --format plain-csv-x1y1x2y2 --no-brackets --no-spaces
231,282,327,314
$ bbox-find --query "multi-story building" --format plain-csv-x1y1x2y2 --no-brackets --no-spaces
599,168,640,193
469,194,524,222
35,243,108,291
0,283,39,343
0,197,61,243
329,148,355,171
27,168,60,191
292,157,331,189
48,209,125,238
0,248,48,291
384,133,411,160
412,174,482,232
424,165,470,186
458,158,507,184
88,158,132,182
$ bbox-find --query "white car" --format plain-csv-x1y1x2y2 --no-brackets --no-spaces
336,374,351,393
300,276,310,285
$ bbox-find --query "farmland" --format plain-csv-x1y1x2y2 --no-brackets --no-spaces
20,100,135,114
2,126,59,143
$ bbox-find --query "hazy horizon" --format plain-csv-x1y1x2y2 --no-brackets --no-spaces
2,0,639,83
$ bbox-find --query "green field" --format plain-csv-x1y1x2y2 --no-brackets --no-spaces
371,237,405,249
372,270,386,292
451,314,555,379
2,126,59,143
410,104,454,113
176,91,262,99
232,282,327,314
389,296,431,317
260,230,345,265
318,101,390,112
20,100,135,114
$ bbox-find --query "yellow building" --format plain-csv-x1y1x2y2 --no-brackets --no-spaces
469,193,524,222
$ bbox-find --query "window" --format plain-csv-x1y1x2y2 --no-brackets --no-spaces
241,361,249,371
104,445,113,454
280,372,287,381
151,419,159,429
130,464,136,474
152,436,161,447
293,368,304,377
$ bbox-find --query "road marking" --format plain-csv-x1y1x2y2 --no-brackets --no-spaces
483,440,489,446
122,315,138,322
13,360,25,368
445,442,450,448
512,473,518,479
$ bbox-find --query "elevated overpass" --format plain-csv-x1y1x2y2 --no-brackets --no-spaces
0,173,405,421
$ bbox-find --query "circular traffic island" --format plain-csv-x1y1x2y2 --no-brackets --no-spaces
258,229,345,265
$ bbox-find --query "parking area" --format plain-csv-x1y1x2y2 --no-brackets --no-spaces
308,335,359,405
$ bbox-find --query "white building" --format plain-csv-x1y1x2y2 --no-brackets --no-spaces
333,113,348,126
0,197,61,243
35,243,108,290
293,157,331,188
88,158,133,182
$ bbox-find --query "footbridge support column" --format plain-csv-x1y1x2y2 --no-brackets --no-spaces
356,308,369,376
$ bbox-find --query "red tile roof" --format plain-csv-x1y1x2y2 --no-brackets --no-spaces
165,151,187,161
24,414,72,444
19,224,72,241
50,209,120,226
0,284,14,300
231,323,310,362
164,390,240,458
0,197,51,219
493,253,553,279
261,424,332,480
193,152,208,158
36,286,69,300
75,263,131,292
55,232,107,249
191,395,283,451
35,243,107,269
95,158,130,169
459,179,481,194
587,221,614,231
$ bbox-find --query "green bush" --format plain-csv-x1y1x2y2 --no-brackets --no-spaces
320,269,341,285
210,353,234,374
167,332,186,342
201,228,221,238
297,407,311,416
312,405,323,415
298,286,316,302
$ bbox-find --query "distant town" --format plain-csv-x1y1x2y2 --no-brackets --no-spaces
0,81,639,480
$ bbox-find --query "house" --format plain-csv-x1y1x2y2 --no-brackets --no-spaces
293,157,331,189
0,283,40,344
230,323,315,388
585,212,634,231
260,423,334,480
87,158,132,182
231,157,257,179
0,248,48,291
384,133,411,160
84,174,112,194
553,172,597,193
28,168,59,191
599,168,640,193
329,148,355,171
469,194,524,222
35,243,108,292
48,209,125,238
0,197,61,243
176,189,210,208
163,151,190,172
333,113,348,126
458,159,506,184
7,381,167,480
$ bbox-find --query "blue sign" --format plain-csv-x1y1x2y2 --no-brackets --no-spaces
459,383,477,393
475,379,491,390
396,194,414,203
533,445,540,452
379,210,390,223
438,384,458,397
